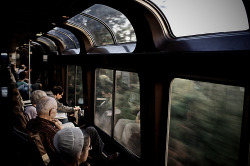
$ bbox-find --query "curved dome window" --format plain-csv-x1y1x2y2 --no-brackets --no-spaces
82,4,136,44
47,27,80,49
37,36,58,54
68,14,114,46
67,4,136,46
150,0,249,37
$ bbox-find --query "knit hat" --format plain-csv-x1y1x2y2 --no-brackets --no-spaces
53,127,84,160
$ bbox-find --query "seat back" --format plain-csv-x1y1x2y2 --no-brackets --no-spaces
29,132,50,165
13,127,50,166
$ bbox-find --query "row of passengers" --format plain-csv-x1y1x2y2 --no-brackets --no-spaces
25,86,80,123
26,96,90,166
16,71,42,100
25,92,118,165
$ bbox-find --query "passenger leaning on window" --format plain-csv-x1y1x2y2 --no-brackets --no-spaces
46,85,80,124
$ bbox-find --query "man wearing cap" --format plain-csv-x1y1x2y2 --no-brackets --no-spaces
26,96,118,165
52,127,91,166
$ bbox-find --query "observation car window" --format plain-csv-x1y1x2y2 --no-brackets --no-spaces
67,14,114,46
67,65,83,108
95,68,141,157
36,36,58,54
47,27,79,49
54,27,80,48
82,4,136,44
149,0,249,37
166,78,244,166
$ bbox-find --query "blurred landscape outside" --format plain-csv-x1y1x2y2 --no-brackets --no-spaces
167,78,244,166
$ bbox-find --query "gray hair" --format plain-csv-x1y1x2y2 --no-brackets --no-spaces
30,90,47,104
36,96,57,116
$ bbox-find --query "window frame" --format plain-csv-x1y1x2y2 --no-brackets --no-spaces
94,68,141,157
135,0,250,52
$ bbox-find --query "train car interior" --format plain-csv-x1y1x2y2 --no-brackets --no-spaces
1,0,250,166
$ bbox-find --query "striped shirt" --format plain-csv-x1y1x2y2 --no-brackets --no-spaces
26,117,59,161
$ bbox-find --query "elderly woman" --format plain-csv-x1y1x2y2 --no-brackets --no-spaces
24,90,47,119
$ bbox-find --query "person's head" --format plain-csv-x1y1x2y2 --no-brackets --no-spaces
30,90,47,105
19,71,26,80
78,129,91,164
52,86,64,100
53,127,90,164
101,84,113,98
36,96,57,121
20,64,26,70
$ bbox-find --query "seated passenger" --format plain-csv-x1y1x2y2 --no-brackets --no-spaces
26,96,63,162
24,90,47,119
16,71,29,100
46,85,80,124
27,96,118,165
52,127,91,166
17,64,26,79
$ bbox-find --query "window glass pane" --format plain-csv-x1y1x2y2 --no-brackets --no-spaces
67,65,83,108
83,4,136,43
95,69,114,135
54,27,80,48
67,14,114,46
114,71,141,157
37,36,57,53
48,27,77,49
167,78,244,166
76,66,83,108
151,0,249,37
67,65,76,106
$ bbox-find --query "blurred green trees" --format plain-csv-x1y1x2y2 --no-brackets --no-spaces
168,78,244,166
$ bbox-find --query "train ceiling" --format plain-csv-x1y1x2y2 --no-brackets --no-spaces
1,0,93,53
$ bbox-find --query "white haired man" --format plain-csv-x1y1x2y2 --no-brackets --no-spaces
26,96,63,162
24,90,47,119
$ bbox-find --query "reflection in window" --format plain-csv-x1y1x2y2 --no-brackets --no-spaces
67,65,83,108
95,69,141,157
167,78,244,166
150,0,249,37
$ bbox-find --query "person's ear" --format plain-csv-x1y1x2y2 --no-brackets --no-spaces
49,108,57,118
77,151,82,160
49,109,52,116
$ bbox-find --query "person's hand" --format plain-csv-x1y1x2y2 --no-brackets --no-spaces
53,119,63,130
74,106,81,111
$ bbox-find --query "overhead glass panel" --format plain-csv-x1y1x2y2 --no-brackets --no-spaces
67,14,114,46
36,36,57,53
150,0,249,37
48,27,77,49
54,27,80,48
82,4,136,44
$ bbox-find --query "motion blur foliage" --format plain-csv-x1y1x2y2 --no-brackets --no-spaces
168,78,244,166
